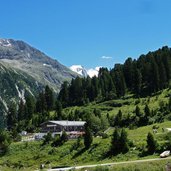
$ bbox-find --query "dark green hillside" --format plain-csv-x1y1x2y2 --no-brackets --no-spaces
0,63,42,101
0,63,43,128
58,46,171,107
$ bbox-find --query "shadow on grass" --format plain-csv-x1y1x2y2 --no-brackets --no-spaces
88,143,99,154
99,150,112,160
72,148,86,159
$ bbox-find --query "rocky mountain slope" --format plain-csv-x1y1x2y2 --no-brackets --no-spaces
0,39,77,92
0,38,77,118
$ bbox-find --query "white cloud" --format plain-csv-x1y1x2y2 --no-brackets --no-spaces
101,56,112,59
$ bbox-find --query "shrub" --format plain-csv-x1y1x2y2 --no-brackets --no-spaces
52,131,68,147
42,132,53,145
0,130,11,153
61,131,68,142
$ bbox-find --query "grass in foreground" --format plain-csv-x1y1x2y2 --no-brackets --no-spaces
81,158,171,171
0,121,171,170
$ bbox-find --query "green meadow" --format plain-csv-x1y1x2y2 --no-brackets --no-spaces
1,88,171,171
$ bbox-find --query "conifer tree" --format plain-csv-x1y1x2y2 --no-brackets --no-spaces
25,95,35,120
84,123,93,149
146,132,157,154
134,68,142,96
120,129,129,153
159,62,167,89
144,104,151,117
135,105,141,117
45,85,54,111
58,81,69,107
123,58,134,89
168,96,171,112
18,99,25,121
55,100,62,120
111,127,120,155
7,102,17,130
114,110,122,127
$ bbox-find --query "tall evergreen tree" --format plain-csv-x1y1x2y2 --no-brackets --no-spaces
36,91,47,114
91,76,99,100
45,85,54,111
150,56,160,92
123,57,134,89
144,104,151,117
112,64,126,97
114,110,122,127
18,99,25,121
135,105,141,117
158,62,167,89
84,123,93,149
111,127,120,155
146,132,157,154
7,102,17,130
55,100,63,120
133,68,142,96
25,95,35,120
58,81,69,107
120,129,129,153
111,128,129,155
168,96,171,112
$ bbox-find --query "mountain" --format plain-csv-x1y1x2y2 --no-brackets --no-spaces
87,67,100,78
0,38,77,118
70,65,88,77
0,39,77,91
70,65,100,78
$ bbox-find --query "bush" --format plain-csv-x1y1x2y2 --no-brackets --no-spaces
52,132,68,147
42,132,53,145
61,131,68,142
0,130,11,153
52,136,62,147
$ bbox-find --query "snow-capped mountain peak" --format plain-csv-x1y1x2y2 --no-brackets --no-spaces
87,67,100,78
70,65,88,77
70,65,100,78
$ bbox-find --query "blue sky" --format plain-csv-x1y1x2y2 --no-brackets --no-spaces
1,0,171,69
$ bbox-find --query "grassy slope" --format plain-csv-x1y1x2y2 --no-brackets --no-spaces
1,88,171,170
60,88,171,119
0,121,171,170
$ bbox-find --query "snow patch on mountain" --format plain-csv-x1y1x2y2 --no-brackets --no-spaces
87,67,100,78
70,65,100,78
70,65,88,77
0,96,8,111
15,84,25,102
0,39,12,47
